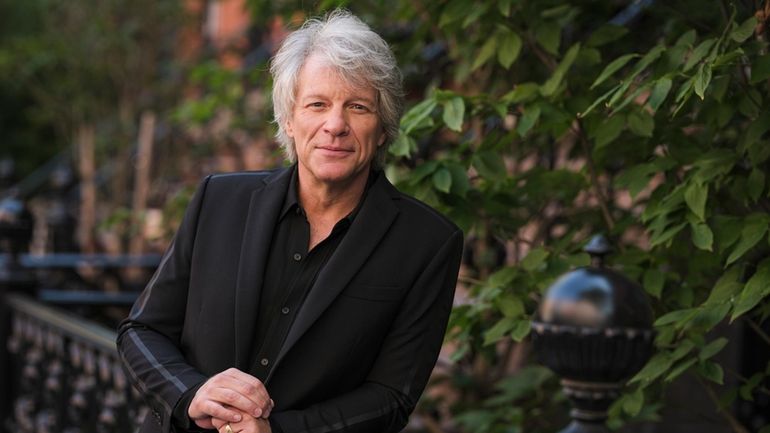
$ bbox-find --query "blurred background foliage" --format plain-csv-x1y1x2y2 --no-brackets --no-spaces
2,0,770,432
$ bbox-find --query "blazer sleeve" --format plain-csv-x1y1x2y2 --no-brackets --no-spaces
116,176,212,433
269,228,464,433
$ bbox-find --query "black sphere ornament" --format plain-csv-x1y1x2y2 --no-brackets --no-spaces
531,235,655,433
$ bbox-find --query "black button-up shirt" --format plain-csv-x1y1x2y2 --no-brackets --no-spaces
250,168,363,380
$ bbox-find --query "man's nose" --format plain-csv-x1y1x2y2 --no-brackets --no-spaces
323,107,350,137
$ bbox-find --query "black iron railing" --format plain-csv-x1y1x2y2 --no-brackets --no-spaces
3,293,146,433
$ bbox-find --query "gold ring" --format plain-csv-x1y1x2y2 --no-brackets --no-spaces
224,424,234,433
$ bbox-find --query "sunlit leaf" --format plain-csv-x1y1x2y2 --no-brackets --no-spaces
498,29,522,69
684,181,708,221
690,221,714,251
541,43,581,97
684,38,716,72
694,63,712,100
731,16,757,43
472,36,498,71
442,96,465,132
432,167,452,193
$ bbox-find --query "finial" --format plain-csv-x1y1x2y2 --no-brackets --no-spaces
584,234,612,267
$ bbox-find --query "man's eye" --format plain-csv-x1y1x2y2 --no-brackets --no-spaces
309,102,325,108
350,104,369,112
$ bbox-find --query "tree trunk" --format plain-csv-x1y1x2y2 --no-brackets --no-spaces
77,124,97,253
129,111,156,256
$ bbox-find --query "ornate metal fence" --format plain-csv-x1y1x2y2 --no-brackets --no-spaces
3,293,145,433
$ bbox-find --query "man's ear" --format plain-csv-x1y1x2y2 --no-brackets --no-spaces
285,120,294,138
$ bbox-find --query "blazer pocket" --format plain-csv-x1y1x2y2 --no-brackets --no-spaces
342,284,403,302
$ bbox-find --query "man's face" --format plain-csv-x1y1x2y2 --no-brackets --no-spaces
286,55,385,190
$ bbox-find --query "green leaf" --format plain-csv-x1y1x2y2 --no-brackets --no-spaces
472,150,507,180
472,36,498,71
699,337,729,361
587,24,629,47
706,265,743,305
627,110,654,137
694,64,712,100
432,168,452,193
672,339,696,361
504,82,540,103
461,2,489,28
442,96,465,132
593,114,625,149
684,181,708,221
497,0,513,17
650,222,687,247
623,387,644,416
630,352,674,384
497,30,523,69
590,54,639,89
731,16,757,43
684,38,716,72
648,77,672,112
541,43,581,97
632,45,666,75
446,162,470,196
510,320,531,342
643,268,665,298
732,258,770,320
438,0,473,28
579,84,619,118
750,54,770,84
690,221,714,251
725,215,770,266
654,308,697,327
521,247,549,271
615,163,656,199
484,317,516,346
699,361,724,385
534,21,561,55
747,169,765,203
516,104,541,136
498,296,524,318
401,99,437,134
665,357,698,382
713,217,743,253
390,133,417,158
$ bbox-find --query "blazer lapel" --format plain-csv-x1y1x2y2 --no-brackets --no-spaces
233,167,293,368
267,174,400,379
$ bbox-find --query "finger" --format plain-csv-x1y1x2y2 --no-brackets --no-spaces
221,369,271,401
194,398,244,424
211,417,226,429
261,399,275,418
215,371,271,417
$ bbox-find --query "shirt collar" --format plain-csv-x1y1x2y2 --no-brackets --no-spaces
279,164,379,224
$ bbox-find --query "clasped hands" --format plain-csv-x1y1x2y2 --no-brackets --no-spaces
188,368,274,433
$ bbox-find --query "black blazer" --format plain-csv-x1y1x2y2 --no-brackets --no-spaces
117,167,463,433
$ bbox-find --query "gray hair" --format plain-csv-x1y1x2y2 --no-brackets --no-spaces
270,10,404,168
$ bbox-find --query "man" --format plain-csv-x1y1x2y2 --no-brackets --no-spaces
117,10,463,433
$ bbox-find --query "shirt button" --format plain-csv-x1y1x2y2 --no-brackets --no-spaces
260,358,269,366
293,253,302,261
281,307,290,315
